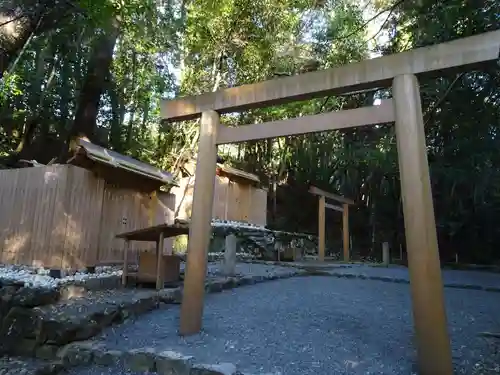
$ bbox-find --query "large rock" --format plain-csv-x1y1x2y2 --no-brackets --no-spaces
155,350,194,375
0,282,59,315
191,363,238,375
0,283,58,355
125,347,157,372
57,341,107,367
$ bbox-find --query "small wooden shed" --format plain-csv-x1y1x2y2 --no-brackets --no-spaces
171,158,268,226
0,139,176,270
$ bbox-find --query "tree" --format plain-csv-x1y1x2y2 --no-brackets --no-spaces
0,0,499,263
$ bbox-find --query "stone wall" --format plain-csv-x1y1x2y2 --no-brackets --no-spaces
209,225,340,261
0,275,122,357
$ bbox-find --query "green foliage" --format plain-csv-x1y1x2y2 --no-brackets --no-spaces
0,0,499,263
0,73,23,104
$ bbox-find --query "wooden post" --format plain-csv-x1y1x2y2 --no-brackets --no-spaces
342,203,349,262
156,232,165,290
318,195,326,261
224,179,231,220
122,240,129,286
223,234,237,276
179,110,219,336
393,74,453,375
382,242,390,266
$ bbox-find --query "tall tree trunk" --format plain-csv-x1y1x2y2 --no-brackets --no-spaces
108,74,124,151
140,100,150,138
126,108,136,148
59,57,72,132
0,0,74,76
59,19,120,161
0,41,57,166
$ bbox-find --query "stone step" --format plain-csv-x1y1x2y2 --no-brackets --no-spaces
55,343,279,375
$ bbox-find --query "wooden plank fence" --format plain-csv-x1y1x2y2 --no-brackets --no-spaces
0,165,175,269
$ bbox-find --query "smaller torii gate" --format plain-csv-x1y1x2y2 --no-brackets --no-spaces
309,186,353,262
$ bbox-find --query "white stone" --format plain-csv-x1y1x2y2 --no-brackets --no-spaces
0,263,122,290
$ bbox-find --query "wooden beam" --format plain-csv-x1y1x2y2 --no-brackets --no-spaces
216,100,394,145
155,232,164,290
179,110,219,335
342,204,350,262
224,179,230,221
122,240,129,286
393,74,452,374
309,186,354,205
318,195,326,262
160,31,500,121
325,203,343,212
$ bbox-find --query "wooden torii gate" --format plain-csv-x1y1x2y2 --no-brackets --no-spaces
160,30,500,375
309,186,353,262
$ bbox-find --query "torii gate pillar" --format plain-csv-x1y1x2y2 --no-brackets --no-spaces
393,74,453,375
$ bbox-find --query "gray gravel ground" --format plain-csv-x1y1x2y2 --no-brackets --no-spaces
324,264,500,289
84,276,500,375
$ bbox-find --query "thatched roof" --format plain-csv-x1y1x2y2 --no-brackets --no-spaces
70,139,175,188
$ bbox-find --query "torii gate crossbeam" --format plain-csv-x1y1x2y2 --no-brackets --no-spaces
161,31,499,121
161,30,500,375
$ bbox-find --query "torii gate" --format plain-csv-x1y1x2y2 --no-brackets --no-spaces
160,30,500,375
309,185,354,262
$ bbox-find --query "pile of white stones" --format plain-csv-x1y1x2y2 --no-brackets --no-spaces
0,264,122,289
211,219,270,231
0,221,312,290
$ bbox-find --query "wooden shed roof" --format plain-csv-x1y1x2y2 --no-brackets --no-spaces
216,164,260,184
72,139,175,186
180,155,260,185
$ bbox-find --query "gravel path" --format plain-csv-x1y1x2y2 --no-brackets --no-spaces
203,262,301,278
323,264,500,290
84,276,500,375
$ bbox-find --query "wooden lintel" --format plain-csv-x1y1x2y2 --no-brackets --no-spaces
160,30,500,121
309,186,354,205
325,203,344,212
216,100,394,145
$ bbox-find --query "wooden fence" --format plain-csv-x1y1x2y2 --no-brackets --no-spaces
0,165,175,269
171,174,268,226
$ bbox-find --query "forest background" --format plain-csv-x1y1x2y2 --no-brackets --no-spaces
1,0,499,263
